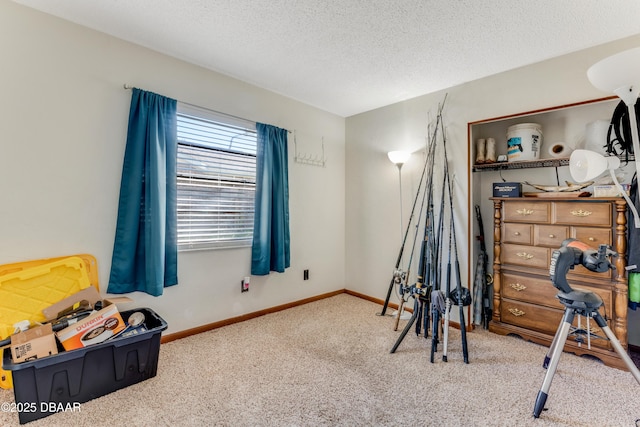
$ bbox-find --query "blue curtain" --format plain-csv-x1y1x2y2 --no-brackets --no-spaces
107,88,178,296
251,123,290,275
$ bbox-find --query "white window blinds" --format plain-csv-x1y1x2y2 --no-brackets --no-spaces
176,103,257,250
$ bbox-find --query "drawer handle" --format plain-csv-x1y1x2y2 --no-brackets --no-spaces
549,234,555,238
517,252,534,260
508,308,525,317
510,283,527,292
514,231,521,236
516,208,534,216
570,209,592,217
588,237,595,242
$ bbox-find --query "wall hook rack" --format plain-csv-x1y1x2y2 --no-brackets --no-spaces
294,131,326,167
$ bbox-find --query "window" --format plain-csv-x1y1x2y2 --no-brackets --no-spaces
176,103,257,250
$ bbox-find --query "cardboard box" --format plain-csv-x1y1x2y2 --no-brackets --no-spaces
493,182,522,198
10,323,57,363
42,287,133,351
46,287,125,351
55,303,126,351
42,286,131,322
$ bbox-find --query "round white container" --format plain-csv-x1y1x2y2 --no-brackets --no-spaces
507,123,543,161
584,119,610,154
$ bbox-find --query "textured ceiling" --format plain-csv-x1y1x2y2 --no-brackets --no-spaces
12,0,640,117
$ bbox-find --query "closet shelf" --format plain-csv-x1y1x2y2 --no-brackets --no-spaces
472,154,635,172
472,158,569,172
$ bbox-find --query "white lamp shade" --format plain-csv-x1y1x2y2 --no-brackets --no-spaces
569,149,620,182
387,150,411,165
587,47,640,106
571,149,640,228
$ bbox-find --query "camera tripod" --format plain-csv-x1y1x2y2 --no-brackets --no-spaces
533,239,640,419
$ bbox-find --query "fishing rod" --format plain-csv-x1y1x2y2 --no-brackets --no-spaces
440,161,453,362
390,207,430,350
430,155,449,363
379,139,431,317
472,205,485,327
472,204,493,329
419,205,435,338
394,169,429,331
412,136,438,338
429,125,452,361
441,139,470,363
380,96,447,318
414,102,447,338
390,137,437,353
390,99,446,353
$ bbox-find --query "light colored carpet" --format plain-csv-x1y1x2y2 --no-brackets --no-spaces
1,293,639,426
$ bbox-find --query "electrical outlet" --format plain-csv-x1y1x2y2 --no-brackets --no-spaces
303,269,309,280
241,276,250,292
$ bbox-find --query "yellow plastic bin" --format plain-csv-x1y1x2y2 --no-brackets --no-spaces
0,255,98,390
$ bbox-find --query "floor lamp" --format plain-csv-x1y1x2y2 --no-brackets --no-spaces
587,47,640,227
388,151,412,240
388,150,412,320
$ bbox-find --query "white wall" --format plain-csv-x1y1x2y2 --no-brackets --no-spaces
4,1,639,345
346,35,640,344
0,2,345,334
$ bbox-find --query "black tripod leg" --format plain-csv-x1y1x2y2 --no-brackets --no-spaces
533,309,575,418
390,299,418,354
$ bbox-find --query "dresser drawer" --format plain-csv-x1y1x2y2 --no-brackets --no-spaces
501,299,561,335
569,265,612,280
501,299,612,349
503,271,613,310
503,223,532,244
553,202,611,226
502,244,550,269
571,226,611,246
502,272,559,308
534,224,569,247
503,201,550,223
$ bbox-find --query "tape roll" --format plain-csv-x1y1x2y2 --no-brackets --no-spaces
547,142,572,158
81,326,113,345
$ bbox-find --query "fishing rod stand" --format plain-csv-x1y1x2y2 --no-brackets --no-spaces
533,239,640,419
389,284,431,354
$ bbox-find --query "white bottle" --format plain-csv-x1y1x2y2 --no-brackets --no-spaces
485,138,496,163
475,139,486,164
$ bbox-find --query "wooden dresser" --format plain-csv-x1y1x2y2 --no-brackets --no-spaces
490,196,629,370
